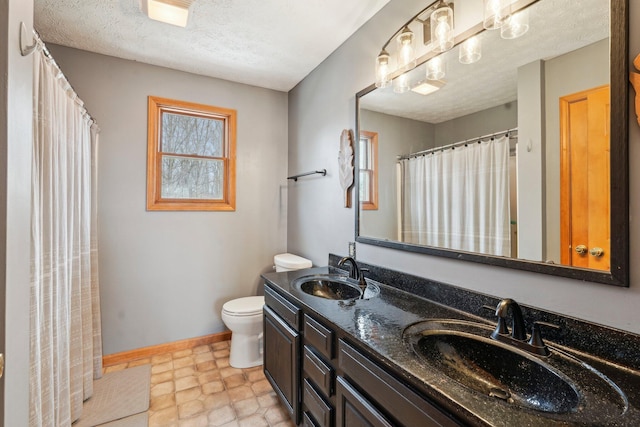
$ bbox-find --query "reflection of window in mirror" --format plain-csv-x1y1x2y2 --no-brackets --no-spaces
146,96,236,211
359,131,378,210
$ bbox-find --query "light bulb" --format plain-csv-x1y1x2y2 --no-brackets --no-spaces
430,3,454,53
459,36,481,64
396,27,416,71
426,56,445,81
393,73,410,94
375,50,391,88
483,0,509,30
501,9,530,39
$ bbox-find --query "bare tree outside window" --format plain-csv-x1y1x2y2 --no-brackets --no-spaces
147,97,236,211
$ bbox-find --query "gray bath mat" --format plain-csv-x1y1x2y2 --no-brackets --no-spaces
73,364,151,427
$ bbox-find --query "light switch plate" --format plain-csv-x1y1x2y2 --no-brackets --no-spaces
348,242,356,258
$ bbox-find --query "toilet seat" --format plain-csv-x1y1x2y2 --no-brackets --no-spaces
222,296,265,317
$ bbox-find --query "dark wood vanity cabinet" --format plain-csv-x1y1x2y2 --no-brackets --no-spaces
338,340,460,427
263,282,461,427
264,287,302,424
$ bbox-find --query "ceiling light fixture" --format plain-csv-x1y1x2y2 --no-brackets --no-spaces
140,0,194,27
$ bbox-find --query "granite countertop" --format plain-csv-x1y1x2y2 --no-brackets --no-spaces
262,266,640,426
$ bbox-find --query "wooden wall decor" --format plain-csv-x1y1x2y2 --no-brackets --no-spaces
338,129,355,208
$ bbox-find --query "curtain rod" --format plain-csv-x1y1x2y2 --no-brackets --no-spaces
398,127,517,160
25,25,99,130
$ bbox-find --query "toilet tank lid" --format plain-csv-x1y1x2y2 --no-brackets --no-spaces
223,296,265,314
274,253,312,269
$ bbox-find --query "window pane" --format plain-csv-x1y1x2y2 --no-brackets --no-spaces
161,156,224,199
360,170,371,202
359,136,371,169
161,113,224,157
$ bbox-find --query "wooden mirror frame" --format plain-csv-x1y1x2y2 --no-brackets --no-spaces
355,0,629,287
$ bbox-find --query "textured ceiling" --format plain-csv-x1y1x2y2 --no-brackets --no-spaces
359,0,609,124
34,0,391,92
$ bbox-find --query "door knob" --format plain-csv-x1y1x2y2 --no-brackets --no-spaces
575,245,588,255
0,353,4,379
590,247,604,257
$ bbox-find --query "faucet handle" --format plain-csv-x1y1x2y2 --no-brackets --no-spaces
528,321,560,349
483,305,510,336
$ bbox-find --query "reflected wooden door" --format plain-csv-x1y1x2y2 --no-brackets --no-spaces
560,85,610,271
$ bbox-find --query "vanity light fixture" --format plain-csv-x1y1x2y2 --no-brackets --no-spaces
459,36,481,64
375,49,392,88
140,0,194,27
430,1,454,53
483,0,510,30
393,73,411,94
411,79,445,95
501,9,530,39
397,27,417,72
426,56,446,80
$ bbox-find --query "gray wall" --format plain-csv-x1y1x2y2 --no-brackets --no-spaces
434,102,517,145
1,0,34,424
288,0,640,335
49,46,289,354
359,109,434,240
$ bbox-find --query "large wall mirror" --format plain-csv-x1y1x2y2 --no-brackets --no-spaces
355,0,629,286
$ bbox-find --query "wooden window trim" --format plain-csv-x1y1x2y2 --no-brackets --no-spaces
146,96,236,211
360,130,378,210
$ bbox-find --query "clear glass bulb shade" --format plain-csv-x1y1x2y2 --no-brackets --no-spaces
483,0,510,30
501,9,530,39
393,73,410,94
459,36,481,64
396,27,416,71
375,51,391,88
431,5,454,53
426,56,445,81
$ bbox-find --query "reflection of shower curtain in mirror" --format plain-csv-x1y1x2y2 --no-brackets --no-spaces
399,136,510,256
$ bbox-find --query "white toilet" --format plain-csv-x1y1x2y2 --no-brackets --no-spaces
221,253,312,368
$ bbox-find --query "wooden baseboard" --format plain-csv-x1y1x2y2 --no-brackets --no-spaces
103,331,232,367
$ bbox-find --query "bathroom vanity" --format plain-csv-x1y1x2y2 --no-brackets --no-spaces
261,256,640,426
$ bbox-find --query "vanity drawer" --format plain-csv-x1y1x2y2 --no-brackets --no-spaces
338,340,460,427
304,345,334,396
304,378,333,427
265,285,300,330
304,314,334,359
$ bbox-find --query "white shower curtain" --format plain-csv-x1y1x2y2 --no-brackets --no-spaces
400,136,510,256
29,40,102,426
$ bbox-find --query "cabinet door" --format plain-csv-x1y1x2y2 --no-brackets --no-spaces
264,306,301,424
336,377,393,427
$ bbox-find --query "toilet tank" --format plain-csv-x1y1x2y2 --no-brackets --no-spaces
274,253,312,272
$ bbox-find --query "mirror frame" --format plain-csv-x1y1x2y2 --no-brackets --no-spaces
355,0,629,287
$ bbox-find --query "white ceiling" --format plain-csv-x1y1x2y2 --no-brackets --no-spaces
34,0,391,92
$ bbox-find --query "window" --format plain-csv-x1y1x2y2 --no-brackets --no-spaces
359,131,378,210
146,96,236,211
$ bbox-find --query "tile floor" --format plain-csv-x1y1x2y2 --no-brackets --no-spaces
104,340,296,427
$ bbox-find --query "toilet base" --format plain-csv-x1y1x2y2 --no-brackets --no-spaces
229,331,263,369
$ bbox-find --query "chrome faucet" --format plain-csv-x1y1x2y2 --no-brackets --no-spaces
492,298,527,341
338,256,368,294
